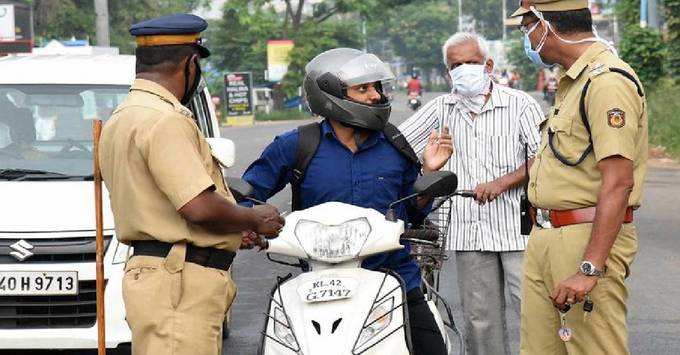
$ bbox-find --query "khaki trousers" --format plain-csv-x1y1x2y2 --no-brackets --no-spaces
122,243,237,355
520,223,638,355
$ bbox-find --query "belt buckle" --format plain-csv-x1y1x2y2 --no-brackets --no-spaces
536,208,553,229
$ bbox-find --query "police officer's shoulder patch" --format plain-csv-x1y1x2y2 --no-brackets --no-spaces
178,106,193,118
588,62,608,78
607,108,626,128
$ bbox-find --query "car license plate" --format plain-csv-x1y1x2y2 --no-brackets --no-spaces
0,271,78,296
298,277,358,303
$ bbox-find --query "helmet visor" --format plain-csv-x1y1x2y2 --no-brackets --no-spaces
336,53,395,87
377,79,395,103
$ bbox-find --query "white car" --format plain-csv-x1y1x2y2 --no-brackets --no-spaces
0,54,233,352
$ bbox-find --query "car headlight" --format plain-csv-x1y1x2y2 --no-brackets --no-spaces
356,297,394,349
294,218,371,263
273,306,299,351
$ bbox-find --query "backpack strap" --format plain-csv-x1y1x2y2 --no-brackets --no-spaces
383,122,421,169
549,67,643,167
291,122,421,211
291,122,322,211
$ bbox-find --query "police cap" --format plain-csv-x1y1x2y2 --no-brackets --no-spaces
511,0,589,17
129,14,210,58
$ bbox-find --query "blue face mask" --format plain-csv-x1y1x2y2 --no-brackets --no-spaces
524,22,553,68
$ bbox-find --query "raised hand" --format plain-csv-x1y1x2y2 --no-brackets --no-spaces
423,127,453,172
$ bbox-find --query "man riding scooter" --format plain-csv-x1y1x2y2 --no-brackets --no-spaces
406,73,423,111
241,48,453,355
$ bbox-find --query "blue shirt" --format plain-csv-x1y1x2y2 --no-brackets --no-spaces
242,119,424,291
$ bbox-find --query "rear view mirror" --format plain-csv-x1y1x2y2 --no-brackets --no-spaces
206,138,235,168
226,177,254,202
414,171,458,198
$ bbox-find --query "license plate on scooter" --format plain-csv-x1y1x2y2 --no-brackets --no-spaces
298,277,358,303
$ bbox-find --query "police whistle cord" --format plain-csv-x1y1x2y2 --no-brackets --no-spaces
93,120,107,355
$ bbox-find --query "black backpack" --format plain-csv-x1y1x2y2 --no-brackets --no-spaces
290,122,421,211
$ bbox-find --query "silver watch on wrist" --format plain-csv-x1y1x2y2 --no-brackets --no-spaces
579,261,604,277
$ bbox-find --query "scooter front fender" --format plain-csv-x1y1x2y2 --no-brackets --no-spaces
261,268,411,355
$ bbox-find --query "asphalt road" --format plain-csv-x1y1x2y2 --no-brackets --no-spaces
7,92,678,355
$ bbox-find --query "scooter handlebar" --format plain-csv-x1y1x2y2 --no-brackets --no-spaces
453,190,476,198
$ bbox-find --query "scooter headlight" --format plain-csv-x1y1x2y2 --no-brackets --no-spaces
273,307,299,351
356,297,395,349
294,218,371,263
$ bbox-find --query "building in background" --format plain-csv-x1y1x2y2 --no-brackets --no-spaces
0,1,33,55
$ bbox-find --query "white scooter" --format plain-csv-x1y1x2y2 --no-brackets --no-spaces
229,172,463,355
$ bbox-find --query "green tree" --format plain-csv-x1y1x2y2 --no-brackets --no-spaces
18,0,95,45
505,32,539,91
372,1,457,79
665,0,680,80
619,25,666,86
20,0,208,53
615,0,640,29
209,0,412,101
614,0,666,86
463,0,503,40
280,21,362,96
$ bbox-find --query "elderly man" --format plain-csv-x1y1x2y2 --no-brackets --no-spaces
399,32,545,355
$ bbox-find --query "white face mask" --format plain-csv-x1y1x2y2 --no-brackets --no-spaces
449,64,491,97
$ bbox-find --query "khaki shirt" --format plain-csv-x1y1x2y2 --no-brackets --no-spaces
529,43,648,210
99,79,241,251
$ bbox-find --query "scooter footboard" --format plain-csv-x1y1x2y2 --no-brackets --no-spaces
260,268,412,355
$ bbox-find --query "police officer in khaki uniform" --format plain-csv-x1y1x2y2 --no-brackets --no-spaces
510,1,648,354
99,14,284,355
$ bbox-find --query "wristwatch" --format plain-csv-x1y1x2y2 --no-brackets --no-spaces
579,261,604,277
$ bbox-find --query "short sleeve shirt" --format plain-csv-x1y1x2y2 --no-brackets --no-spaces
529,43,648,210
99,79,241,251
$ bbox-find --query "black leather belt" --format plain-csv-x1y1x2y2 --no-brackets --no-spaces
131,240,235,271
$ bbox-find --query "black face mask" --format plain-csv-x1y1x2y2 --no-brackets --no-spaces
180,56,201,105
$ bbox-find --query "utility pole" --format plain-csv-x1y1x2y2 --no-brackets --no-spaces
648,0,661,29
362,17,367,52
502,0,507,41
458,0,463,31
94,0,110,47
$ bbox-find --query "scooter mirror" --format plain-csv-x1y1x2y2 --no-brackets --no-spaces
226,177,255,202
414,171,458,198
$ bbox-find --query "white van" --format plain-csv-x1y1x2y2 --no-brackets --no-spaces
0,54,233,351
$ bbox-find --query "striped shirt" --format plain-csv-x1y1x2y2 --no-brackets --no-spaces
399,84,545,251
